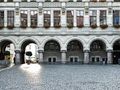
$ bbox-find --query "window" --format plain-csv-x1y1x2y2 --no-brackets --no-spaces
7,0,13,2
100,10,107,25
90,10,97,26
54,10,61,28
7,11,14,28
30,11,37,28
30,0,35,2
44,11,51,28
0,11,4,28
69,0,73,2
90,0,97,2
45,0,51,2
113,10,120,25
53,0,59,2
99,0,106,2
20,11,27,28
114,0,120,2
76,10,84,27
0,0,4,2
67,10,74,28
77,0,82,2
21,0,27,2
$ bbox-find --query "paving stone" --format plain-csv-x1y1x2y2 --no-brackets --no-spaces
0,64,120,90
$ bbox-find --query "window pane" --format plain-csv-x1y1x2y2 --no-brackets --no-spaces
31,11,37,27
7,11,14,27
0,11,4,27
21,0,27,2
54,10,61,27
99,0,106,2
0,0,4,2
44,11,51,28
90,0,97,2
76,10,84,27
114,0,120,2
90,10,97,26
113,10,120,25
20,11,28,27
67,10,73,27
100,10,107,25
7,0,13,2
77,0,82,2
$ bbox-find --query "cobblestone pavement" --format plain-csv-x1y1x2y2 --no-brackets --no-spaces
0,64,120,90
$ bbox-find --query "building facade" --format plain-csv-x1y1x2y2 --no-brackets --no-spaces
0,0,120,64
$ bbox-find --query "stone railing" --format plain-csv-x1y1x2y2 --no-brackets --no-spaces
43,2,61,8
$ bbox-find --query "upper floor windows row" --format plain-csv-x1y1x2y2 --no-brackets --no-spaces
0,10,120,29
0,0,120,2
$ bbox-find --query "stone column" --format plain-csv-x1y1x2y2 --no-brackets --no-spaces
38,50,44,63
84,50,90,64
107,50,113,64
15,50,21,64
61,50,67,64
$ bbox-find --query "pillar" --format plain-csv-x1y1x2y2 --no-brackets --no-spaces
4,10,7,27
15,50,21,64
97,10,100,26
61,2,66,27
61,50,66,64
51,10,53,27
84,50,89,64
38,50,44,63
74,9,77,27
27,10,30,27
107,50,113,64
15,3,20,28
38,3,43,27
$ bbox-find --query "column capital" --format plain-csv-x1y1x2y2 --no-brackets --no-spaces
38,50,44,53
61,50,67,53
107,49,113,53
15,50,21,53
84,50,90,53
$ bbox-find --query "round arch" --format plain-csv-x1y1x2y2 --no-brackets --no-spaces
88,37,108,50
64,37,86,50
18,37,40,49
18,37,40,64
66,39,84,63
111,37,120,48
0,38,16,63
41,37,62,50
89,38,107,64
112,37,120,64
43,39,61,63
0,37,17,48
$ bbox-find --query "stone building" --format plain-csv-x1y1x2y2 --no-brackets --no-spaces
0,0,120,64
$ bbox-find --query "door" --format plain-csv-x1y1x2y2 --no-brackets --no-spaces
69,56,79,62
48,56,57,63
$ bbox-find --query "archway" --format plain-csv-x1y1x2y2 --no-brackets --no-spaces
90,40,107,64
67,40,83,63
0,40,15,64
21,40,38,64
44,40,61,63
113,40,120,64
